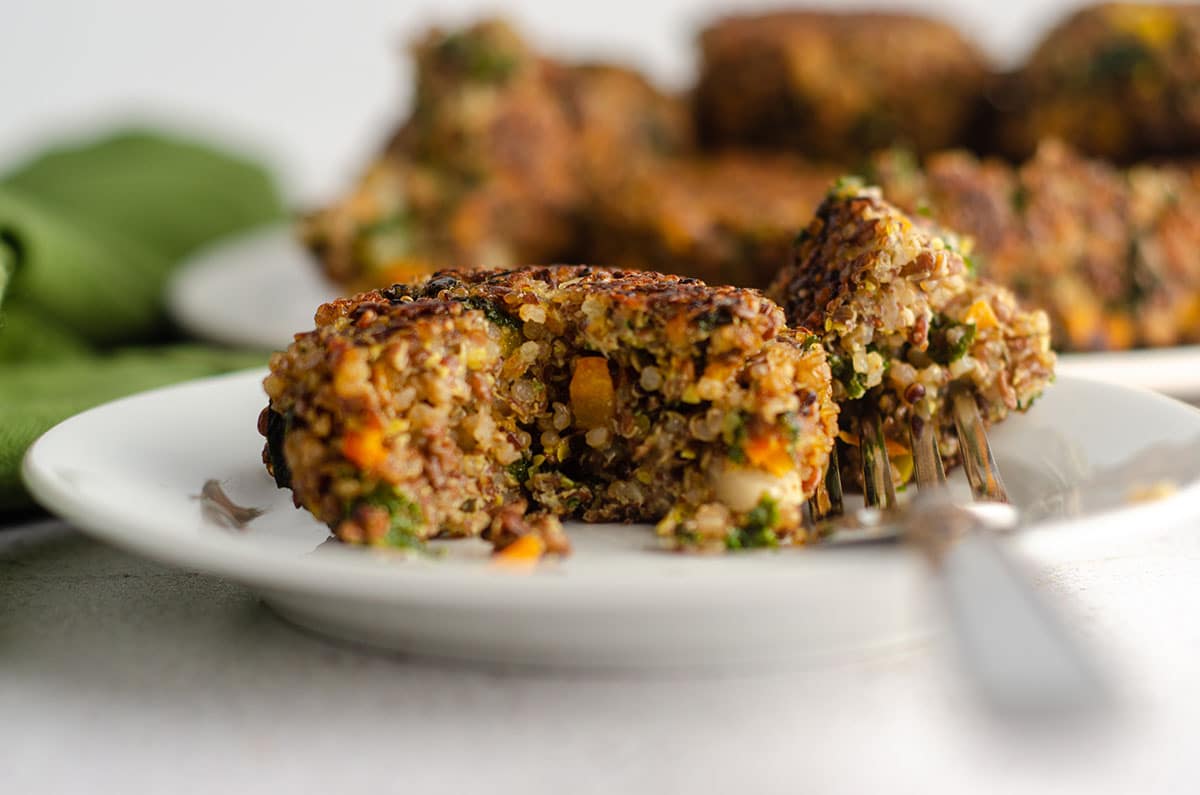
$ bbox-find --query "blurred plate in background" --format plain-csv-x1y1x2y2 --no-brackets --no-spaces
167,224,339,351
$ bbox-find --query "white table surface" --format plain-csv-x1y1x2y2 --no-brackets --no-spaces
4,513,1200,794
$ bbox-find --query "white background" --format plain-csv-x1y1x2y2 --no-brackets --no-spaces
2,0,1095,204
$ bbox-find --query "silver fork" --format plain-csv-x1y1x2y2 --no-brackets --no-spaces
811,384,1110,718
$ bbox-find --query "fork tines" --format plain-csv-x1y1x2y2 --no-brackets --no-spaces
949,388,1010,503
809,386,1009,520
860,407,897,510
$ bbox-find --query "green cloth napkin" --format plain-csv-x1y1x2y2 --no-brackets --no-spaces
0,130,285,511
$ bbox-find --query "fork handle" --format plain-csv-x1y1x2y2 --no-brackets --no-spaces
938,531,1110,717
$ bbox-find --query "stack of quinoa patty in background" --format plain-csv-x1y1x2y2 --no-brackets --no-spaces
265,3,1200,555
306,4,1200,353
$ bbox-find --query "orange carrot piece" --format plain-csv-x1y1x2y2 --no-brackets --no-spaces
569,356,615,429
745,433,794,477
492,534,546,568
342,427,387,470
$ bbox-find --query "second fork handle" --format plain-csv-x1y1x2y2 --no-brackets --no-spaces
938,528,1109,717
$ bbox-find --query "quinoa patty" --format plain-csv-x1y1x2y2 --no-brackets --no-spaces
997,4,1200,161
301,20,691,290
695,11,990,162
869,141,1200,350
261,266,837,553
585,153,838,289
768,181,1055,487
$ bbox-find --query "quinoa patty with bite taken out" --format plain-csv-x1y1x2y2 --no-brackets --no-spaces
260,266,838,553
768,181,1055,487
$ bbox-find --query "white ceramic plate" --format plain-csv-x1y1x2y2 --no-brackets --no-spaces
21,371,1200,667
168,225,1200,398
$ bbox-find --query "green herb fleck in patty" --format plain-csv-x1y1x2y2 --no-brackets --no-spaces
460,296,523,332
828,352,868,399
437,32,519,83
726,495,781,549
355,486,425,549
928,317,977,365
